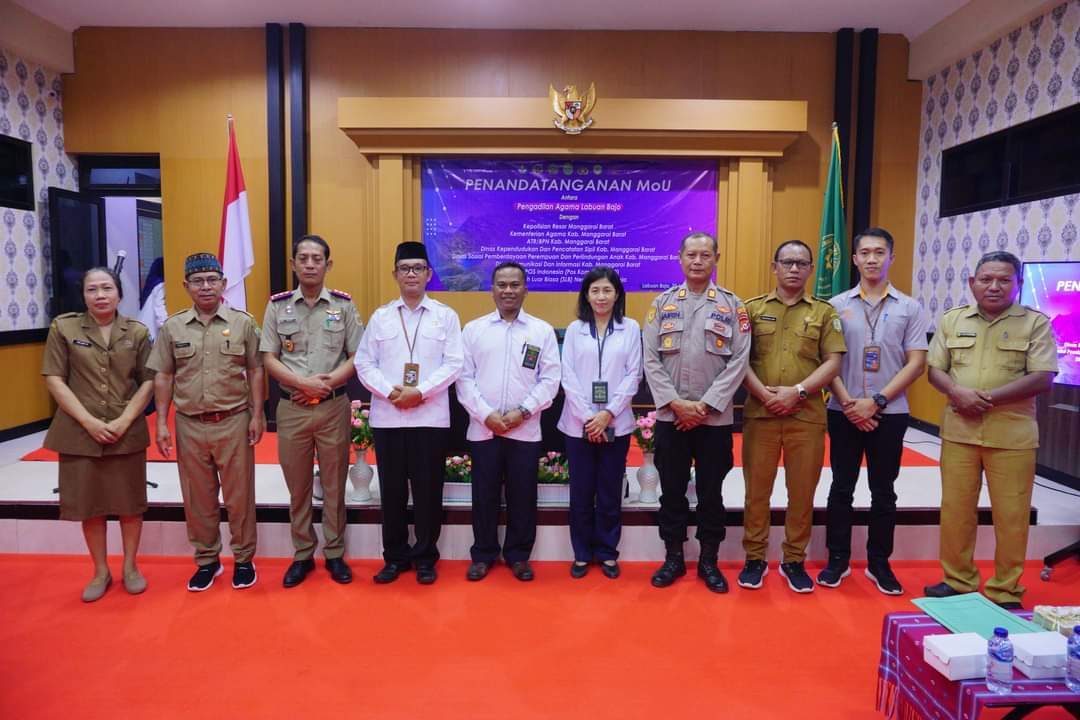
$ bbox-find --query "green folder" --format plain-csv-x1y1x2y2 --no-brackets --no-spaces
912,593,1042,639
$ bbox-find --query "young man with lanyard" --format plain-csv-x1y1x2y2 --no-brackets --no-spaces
817,228,928,594
354,241,463,585
456,261,561,582
260,235,363,587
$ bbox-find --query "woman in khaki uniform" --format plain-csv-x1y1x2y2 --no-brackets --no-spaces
42,267,155,602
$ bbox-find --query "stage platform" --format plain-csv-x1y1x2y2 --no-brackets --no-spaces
1,427,1076,563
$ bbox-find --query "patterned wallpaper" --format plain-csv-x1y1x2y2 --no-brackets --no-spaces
913,0,1080,324
0,47,77,332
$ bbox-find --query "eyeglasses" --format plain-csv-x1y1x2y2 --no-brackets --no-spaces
187,276,223,288
395,264,429,276
777,259,812,270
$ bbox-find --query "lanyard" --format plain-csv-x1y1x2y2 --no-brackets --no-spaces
862,296,888,342
397,306,425,362
593,320,613,379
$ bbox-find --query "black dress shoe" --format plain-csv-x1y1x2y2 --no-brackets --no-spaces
511,561,534,582
416,565,437,585
570,562,589,579
326,557,353,584
283,558,316,588
651,554,687,588
923,581,962,598
373,561,410,584
697,561,729,594
466,561,491,581
600,561,620,579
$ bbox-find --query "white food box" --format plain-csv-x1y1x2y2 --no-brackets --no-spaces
1012,632,1067,679
924,633,988,681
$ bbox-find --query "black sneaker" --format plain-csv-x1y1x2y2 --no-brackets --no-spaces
737,559,768,589
865,564,904,595
232,561,257,590
187,561,223,592
778,561,814,593
816,559,851,588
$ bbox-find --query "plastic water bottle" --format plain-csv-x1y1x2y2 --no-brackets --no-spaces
987,627,1014,694
1066,625,1080,692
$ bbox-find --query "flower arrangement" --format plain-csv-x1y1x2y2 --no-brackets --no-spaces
632,411,657,453
445,454,472,483
538,451,570,484
350,400,374,450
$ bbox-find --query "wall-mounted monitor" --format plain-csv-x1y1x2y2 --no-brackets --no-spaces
1021,260,1080,387
0,135,35,211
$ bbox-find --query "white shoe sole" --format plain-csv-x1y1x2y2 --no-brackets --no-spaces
187,564,224,592
736,564,768,589
865,568,904,595
232,564,258,590
816,567,851,588
779,564,815,593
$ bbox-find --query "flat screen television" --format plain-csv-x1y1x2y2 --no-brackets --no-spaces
1021,260,1080,387
0,134,35,211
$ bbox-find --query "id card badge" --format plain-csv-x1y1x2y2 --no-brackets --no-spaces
522,344,540,369
403,362,420,387
863,345,881,372
591,381,609,404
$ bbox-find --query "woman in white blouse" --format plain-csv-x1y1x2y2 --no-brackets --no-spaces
558,267,643,579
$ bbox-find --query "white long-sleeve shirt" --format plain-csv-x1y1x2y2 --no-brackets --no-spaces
557,318,643,439
354,295,463,429
456,309,561,442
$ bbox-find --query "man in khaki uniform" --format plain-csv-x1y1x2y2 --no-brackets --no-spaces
150,253,265,592
643,232,750,594
740,240,845,594
261,235,363,587
925,251,1058,608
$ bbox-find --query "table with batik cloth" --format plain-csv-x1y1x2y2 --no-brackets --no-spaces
877,611,1080,720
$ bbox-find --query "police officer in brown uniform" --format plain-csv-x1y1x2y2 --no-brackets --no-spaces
739,240,845,594
643,232,751,593
43,267,155,602
260,235,363,587
150,253,265,592
924,251,1058,609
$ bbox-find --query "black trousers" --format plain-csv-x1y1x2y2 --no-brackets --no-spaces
654,421,734,548
469,437,541,564
565,434,631,562
824,410,909,564
372,427,448,567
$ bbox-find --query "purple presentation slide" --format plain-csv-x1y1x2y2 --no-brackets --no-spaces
421,158,718,291
1021,261,1080,386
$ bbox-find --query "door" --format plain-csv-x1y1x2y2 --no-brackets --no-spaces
48,188,107,316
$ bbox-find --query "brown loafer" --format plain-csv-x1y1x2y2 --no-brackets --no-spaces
123,569,147,595
81,573,112,603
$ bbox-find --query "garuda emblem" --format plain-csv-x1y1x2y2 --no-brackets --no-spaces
549,83,596,134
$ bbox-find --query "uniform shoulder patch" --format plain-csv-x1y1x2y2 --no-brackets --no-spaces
270,290,293,302
329,288,352,300
55,312,80,319
744,293,767,304
231,307,254,319
166,309,189,320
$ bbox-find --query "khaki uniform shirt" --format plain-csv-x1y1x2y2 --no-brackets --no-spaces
258,287,363,391
743,291,847,424
41,313,154,456
928,302,1058,449
147,305,262,415
643,282,751,427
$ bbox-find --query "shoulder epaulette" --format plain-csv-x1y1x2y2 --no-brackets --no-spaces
942,305,968,317
166,308,189,320
230,307,254,319
329,288,352,300
745,293,768,303
55,312,79,319
1022,304,1050,319
126,318,148,328
271,290,293,302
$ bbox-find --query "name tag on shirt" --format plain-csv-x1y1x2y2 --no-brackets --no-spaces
863,345,881,372
760,315,778,322
73,339,92,347
522,344,540,370
174,342,191,348
403,362,420,387
592,381,609,404
958,331,977,337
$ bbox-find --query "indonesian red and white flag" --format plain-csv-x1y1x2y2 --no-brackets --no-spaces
218,120,254,310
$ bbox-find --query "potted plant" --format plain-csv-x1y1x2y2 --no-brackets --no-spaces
632,411,660,503
538,451,570,504
443,454,472,502
348,401,375,502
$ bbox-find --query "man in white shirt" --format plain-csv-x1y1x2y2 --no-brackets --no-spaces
457,262,561,582
355,242,464,585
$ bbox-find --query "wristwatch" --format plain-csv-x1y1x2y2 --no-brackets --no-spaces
872,393,889,410
795,383,808,401
517,405,532,419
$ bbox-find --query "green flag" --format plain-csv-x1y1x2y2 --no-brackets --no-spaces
814,124,849,298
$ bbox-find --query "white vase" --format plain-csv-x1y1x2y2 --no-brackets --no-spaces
312,467,324,502
349,453,374,502
637,452,660,503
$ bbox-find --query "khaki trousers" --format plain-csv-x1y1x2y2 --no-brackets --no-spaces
276,393,350,560
939,439,1035,604
742,416,826,563
175,410,256,565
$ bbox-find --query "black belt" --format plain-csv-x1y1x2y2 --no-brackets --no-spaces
281,386,347,404
181,405,249,423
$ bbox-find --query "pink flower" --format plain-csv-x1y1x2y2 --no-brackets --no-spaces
641,429,653,440
636,417,647,428
351,418,361,427
547,451,557,459
351,400,362,409
361,409,370,418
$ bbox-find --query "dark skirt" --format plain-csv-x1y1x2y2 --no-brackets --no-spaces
58,451,148,521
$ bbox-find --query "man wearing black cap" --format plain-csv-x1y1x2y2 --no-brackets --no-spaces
261,235,364,587
149,252,265,591
355,241,464,584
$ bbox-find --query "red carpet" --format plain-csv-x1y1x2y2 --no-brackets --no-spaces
0,556,1075,719
21,412,937,467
